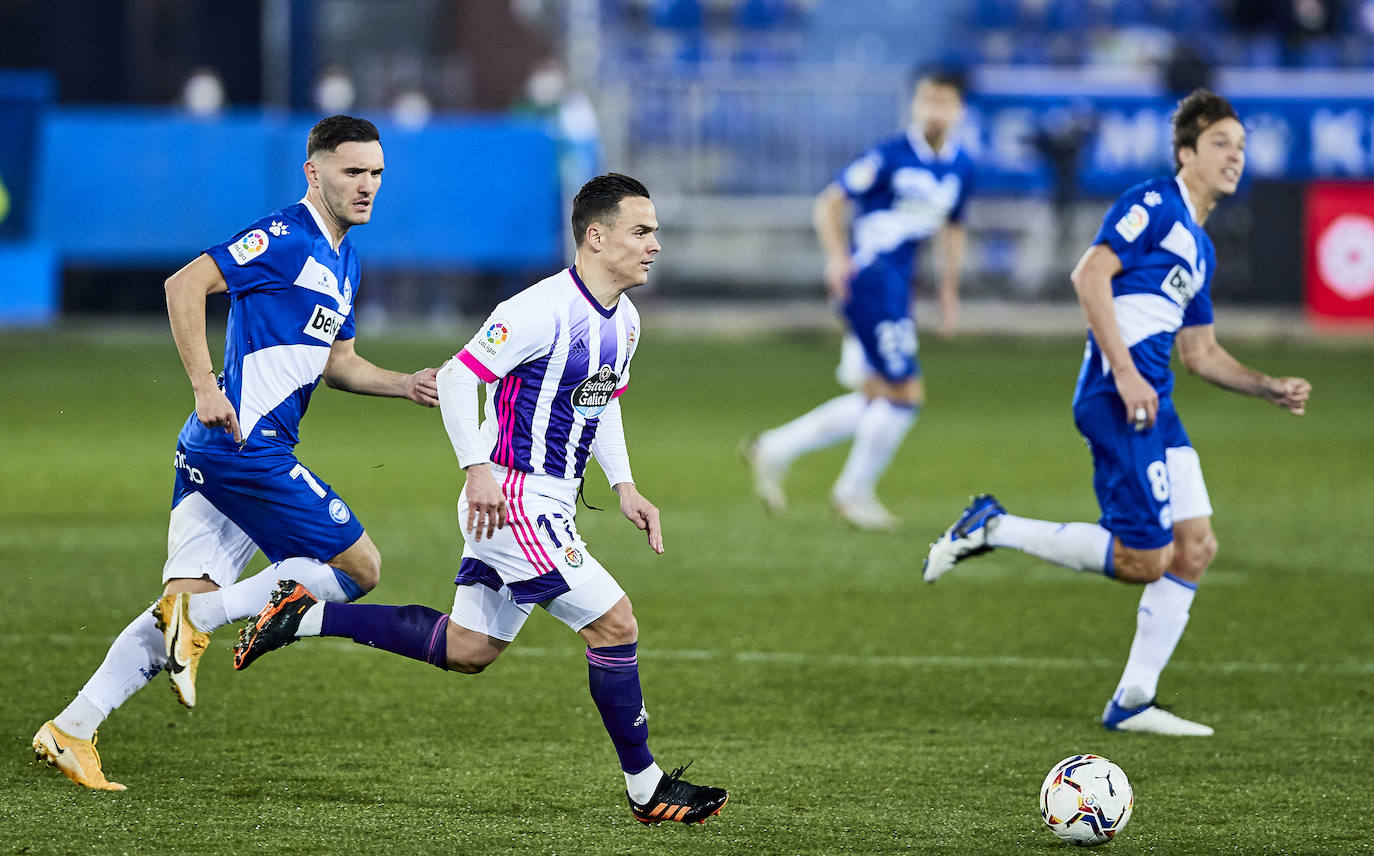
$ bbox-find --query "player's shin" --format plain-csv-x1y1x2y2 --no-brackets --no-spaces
986,515,1113,573
55,609,166,739
833,398,917,501
1113,573,1197,705
318,603,451,669
586,644,659,796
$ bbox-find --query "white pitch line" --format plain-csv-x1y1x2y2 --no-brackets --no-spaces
18,635,1372,676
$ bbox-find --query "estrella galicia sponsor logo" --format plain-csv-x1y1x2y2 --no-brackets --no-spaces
328,498,351,524
564,546,584,568
229,229,269,265
303,303,346,344
571,364,618,418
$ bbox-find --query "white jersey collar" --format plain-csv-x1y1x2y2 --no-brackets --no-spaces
301,197,343,252
1174,175,1198,225
907,125,959,163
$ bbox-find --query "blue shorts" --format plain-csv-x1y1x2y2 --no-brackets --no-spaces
842,263,920,383
1073,395,1192,550
170,444,365,564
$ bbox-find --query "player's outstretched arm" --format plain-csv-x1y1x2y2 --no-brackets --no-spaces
1071,243,1157,429
322,337,439,406
614,482,663,555
1175,325,1312,414
165,254,241,443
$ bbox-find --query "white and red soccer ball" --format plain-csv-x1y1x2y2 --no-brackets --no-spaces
1039,754,1134,846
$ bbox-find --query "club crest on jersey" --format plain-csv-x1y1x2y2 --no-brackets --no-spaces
476,321,510,358
229,229,269,265
564,547,584,568
1115,204,1149,242
329,498,351,524
303,303,346,344
571,364,618,418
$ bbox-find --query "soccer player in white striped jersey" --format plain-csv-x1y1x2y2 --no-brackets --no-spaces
235,174,728,825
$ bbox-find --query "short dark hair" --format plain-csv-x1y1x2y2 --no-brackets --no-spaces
307,115,381,158
571,173,650,246
1171,88,1239,171
912,64,968,99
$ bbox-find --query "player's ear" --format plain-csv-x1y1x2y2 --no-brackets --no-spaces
303,160,319,187
586,222,603,250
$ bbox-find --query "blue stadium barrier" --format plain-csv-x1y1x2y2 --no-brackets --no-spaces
32,109,563,270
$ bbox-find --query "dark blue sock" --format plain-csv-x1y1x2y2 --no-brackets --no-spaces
320,603,449,669
587,643,653,774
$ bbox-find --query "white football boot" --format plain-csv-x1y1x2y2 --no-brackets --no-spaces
1102,690,1214,737
922,493,1005,582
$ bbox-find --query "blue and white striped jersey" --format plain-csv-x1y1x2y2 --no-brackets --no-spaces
456,267,638,480
838,126,975,278
178,199,359,455
1074,176,1216,406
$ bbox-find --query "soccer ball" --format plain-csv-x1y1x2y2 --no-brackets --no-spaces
1039,754,1134,846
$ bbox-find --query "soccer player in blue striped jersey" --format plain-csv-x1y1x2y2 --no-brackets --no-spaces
234,174,728,825
923,90,1311,736
747,67,974,530
33,116,440,789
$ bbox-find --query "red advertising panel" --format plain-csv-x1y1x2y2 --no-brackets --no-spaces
1306,181,1374,322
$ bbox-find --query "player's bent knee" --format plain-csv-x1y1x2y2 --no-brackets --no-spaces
1177,532,1217,576
1113,543,1173,583
582,597,638,647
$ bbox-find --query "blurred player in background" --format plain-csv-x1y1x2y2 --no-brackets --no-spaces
923,90,1311,736
33,116,439,789
234,174,729,825
746,67,974,530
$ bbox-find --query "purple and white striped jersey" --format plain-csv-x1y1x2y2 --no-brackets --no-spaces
456,267,639,480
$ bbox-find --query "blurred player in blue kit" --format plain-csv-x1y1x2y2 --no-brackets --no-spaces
923,90,1311,736
33,116,440,789
747,67,974,530
234,174,728,825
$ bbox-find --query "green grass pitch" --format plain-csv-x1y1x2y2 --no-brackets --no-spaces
1,325,1371,854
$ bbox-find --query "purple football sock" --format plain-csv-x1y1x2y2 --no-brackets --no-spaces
320,603,449,670
587,643,654,774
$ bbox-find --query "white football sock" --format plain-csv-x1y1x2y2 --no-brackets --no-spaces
196,557,357,631
833,398,916,501
56,607,165,739
757,392,866,467
625,761,666,804
297,602,325,637
987,515,1112,573
1114,574,1197,704
53,693,104,742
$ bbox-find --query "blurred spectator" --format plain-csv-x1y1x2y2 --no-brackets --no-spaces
181,67,226,117
512,57,602,194
391,89,433,129
314,66,356,114
1161,41,1215,96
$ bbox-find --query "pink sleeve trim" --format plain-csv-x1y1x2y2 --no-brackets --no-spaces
457,348,499,383
612,383,628,399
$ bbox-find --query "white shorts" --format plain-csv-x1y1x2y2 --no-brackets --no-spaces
835,332,871,390
450,466,625,642
1166,445,1213,525
162,491,258,588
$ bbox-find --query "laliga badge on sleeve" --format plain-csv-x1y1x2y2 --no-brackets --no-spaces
229,229,270,265
1115,204,1149,243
